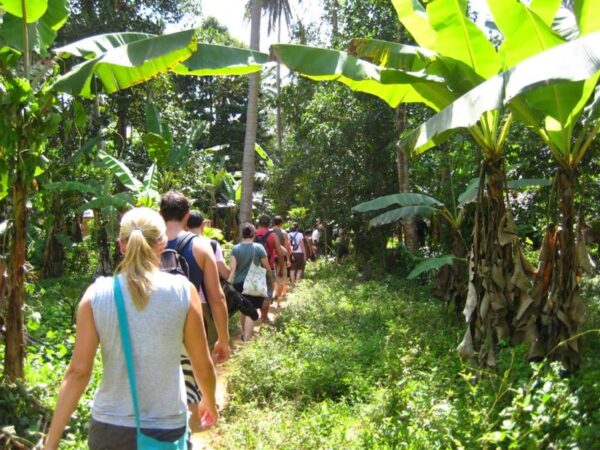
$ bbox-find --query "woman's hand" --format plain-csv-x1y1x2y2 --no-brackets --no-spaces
197,397,219,430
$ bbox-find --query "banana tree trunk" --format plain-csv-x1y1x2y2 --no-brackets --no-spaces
460,158,531,367
239,0,262,226
535,169,583,370
4,173,26,379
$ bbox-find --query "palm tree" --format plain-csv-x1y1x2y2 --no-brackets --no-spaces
261,0,294,159
240,0,263,224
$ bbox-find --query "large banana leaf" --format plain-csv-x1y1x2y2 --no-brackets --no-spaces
407,255,456,280
391,0,437,50
529,0,562,26
353,192,443,213
369,205,437,227
97,151,142,192
270,43,454,110
487,0,564,69
0,0,47,22
0,0,68,55
347,38,472,100
574,0,600,36
52,30,197,97
173,43,268,76
43,180,100,195
401,30,600,153
427,0,500,82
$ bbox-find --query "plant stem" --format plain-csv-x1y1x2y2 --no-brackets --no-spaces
21,0,31,79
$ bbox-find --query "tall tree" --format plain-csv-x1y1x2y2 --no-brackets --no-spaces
262,0,294,159
240,0,263,224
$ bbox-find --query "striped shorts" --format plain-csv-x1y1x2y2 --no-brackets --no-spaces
181,353,201,404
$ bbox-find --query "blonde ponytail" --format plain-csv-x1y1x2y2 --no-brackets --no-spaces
116,208,167,310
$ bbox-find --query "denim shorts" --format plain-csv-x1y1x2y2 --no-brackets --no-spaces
88,418,190,450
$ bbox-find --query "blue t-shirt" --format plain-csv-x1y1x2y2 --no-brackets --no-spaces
232,242,267,285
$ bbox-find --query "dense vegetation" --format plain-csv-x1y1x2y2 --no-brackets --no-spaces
1,0,600,447
213,264,600,449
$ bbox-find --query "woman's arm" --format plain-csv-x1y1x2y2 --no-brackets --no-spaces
44,297,99,450
184,283,218,429
227,255,237,284
261,256,274,287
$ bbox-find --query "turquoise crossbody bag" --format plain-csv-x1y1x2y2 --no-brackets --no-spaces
113,276,188,450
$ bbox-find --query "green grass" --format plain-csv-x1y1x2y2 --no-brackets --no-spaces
2,265,600,449
213,263,600,449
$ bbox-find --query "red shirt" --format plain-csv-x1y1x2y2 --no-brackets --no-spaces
255,227,278,268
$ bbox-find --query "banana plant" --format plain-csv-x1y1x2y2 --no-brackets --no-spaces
1,0,270,379
272,0,599,368
354,192,468,312
399,4,600,369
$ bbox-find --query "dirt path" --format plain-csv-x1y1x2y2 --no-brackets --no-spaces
191,302,287,449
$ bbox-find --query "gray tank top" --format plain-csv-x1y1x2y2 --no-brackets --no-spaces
90,272,189,429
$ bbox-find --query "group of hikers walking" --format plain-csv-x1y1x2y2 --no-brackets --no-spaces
42,191,323,449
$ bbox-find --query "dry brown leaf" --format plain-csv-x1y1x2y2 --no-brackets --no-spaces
457,328,475,359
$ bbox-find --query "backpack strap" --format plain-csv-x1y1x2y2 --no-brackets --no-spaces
175,231,197,254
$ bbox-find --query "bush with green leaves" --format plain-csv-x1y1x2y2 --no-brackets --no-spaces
214,263,600,449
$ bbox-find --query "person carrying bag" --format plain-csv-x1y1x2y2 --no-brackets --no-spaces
44,208,217,450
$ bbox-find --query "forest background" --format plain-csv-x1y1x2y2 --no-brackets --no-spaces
1,0,600,448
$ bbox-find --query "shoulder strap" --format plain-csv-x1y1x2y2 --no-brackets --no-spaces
175,231,196,254
113,276,142,433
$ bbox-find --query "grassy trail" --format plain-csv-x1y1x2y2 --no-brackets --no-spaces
187,263,600,449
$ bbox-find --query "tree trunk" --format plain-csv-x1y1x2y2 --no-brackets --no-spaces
459,158,532,367
239,0,262,226
4,173,26,379
533,168,583,370
95,210,113,277
41,196,66,279
330,0,339,39
276,15,283,158
395,105,418,252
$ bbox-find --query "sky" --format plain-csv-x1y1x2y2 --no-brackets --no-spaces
170,0,493,51
196,0,323,51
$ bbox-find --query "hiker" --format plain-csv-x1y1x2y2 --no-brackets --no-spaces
311,221,324,258
187,210,230,280
160,191,229,432
185,209,230,351
44,207,217,450
228,223,274,341
187,210,259,326
289,223,308,285
335,228,350,264
255,214,284,324
272,215,292,308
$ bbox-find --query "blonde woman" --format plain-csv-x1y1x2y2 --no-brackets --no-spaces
44,208,217,450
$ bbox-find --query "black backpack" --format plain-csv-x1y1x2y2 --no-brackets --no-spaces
160,232,196,278
255,230,273,252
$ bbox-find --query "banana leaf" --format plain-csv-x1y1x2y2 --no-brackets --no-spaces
407,255,456,279
173,43,268,76
353,192,443,213
0,0,68,55
53,30,197,97
401,29,600,153
0,0,47,22
97,152,142,192
270,43,454,110
369,205,437,227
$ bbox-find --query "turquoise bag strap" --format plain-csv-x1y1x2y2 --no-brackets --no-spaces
113,276,142,433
